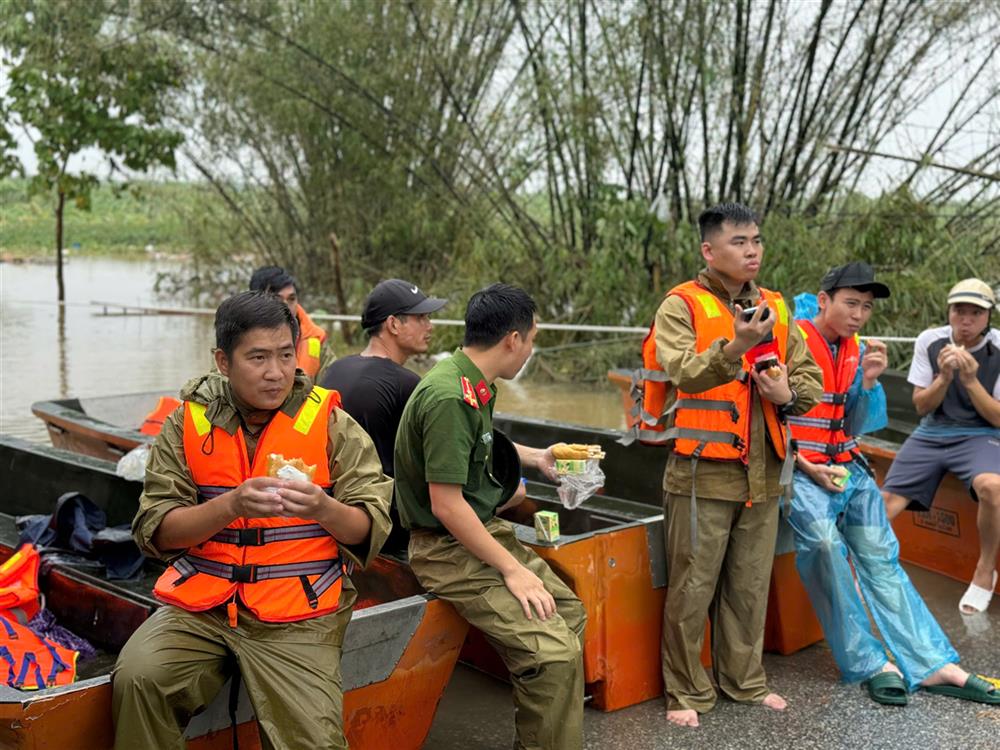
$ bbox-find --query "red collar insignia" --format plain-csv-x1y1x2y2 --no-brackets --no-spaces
460,376,479,409
475,380,492,405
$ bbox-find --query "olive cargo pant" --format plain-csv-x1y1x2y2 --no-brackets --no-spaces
660,493,779,713
409,517,586,750
112,600,352,750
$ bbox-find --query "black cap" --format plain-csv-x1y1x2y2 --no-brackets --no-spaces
819,262,890,299
361,279,447,328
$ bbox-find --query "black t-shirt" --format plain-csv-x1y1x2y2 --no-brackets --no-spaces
319,354,420,477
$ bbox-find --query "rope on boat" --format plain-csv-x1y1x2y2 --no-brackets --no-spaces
87,300,919,342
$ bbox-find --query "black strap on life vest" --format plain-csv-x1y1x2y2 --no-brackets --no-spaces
791,438,858,456
209,524,330,546
171,555,345,606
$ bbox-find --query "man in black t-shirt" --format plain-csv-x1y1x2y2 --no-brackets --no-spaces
320,279,447,553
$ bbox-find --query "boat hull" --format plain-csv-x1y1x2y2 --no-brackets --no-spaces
0,519,466,749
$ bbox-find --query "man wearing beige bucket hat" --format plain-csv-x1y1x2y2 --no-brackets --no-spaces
883,278,1000,615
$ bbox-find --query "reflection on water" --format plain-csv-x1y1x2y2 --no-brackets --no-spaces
1,257,625,442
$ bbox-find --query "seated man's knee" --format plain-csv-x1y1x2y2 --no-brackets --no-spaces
973,475,1000,506
538,618,584,667
562,599,587,641
797,519,841,555
882,491,908,518
113,645,173,701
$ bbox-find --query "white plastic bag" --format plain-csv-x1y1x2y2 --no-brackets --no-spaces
116,444,150,481
556,460,606,509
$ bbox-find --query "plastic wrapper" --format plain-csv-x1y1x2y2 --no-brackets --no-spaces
275,464,309,482
556,459,606,510
115,444,150,481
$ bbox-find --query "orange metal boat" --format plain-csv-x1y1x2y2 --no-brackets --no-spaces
30,377,998,721
29,392,818,711
0,437,468,750
0,536,467,750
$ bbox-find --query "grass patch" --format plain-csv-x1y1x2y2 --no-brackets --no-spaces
0,179,203,256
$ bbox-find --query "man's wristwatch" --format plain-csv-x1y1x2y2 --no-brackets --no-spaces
778,388,798,416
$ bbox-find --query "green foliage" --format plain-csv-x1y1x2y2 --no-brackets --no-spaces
0,0,185,295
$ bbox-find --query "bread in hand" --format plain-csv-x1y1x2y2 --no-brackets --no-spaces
266,453,316,480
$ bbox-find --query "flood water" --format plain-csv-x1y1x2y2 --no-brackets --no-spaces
0,257,625,442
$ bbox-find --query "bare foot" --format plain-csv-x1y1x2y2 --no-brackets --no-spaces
921,662,969,688
666,708,699,727
762,692,787,711
880,662,904,678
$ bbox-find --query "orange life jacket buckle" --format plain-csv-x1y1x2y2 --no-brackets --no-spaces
229,564,257,584
236,528,265,546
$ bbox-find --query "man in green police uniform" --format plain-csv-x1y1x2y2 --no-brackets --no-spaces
394,283,587,750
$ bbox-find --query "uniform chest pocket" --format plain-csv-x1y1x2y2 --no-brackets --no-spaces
472,438,501,488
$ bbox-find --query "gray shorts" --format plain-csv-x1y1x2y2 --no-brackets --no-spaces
882,433,1000,509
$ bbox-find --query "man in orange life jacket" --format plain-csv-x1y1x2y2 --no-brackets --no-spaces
111,291,392,749
655,203,822,727
788,263,999,707
250,265,336,380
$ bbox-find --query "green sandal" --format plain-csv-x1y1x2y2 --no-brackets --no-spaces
866,671,908,706
924,674,1000,705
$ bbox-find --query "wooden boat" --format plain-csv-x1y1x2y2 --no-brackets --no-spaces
0,439,468,749
32,393,158,463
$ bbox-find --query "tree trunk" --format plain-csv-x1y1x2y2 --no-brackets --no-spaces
55,189,66,302
329,232,354,345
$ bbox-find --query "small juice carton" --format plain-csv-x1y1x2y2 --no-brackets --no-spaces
534,510,560,543
555,458,588,474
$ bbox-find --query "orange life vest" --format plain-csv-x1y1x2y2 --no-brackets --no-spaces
153,386,346,623
140,396,182,436
0,613,77,690
663,281,790,462
296,307,329,378
0,545,78,690
787,320,861,464
621,283,792,451
0,545,42,623
618,319,675,445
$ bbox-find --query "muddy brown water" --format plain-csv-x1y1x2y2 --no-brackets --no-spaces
0,257,625,441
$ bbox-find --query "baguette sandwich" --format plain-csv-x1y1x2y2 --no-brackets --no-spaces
266,453,316,481
551,443,605,461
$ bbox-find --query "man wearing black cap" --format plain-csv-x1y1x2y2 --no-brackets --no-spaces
319,279,447,553
787,264,997,707
883,277,1000,615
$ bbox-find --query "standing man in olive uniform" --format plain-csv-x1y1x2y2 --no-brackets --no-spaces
394,283,587,750
112,292,392,750
655,203,823,727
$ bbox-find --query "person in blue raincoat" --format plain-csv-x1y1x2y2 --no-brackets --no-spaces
788,263,1000,706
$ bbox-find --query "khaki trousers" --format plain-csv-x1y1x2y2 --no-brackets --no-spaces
112,600,352,750
660,493,779,713
409,517,586,750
